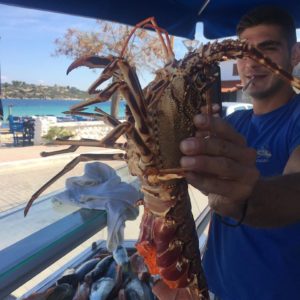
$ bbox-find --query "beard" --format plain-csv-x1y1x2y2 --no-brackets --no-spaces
245,77,286,100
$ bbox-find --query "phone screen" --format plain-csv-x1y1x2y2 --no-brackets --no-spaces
201,64,222,116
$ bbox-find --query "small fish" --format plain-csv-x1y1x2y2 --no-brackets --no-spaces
84,255,114,282
125,278,145,299
90,277,115,300
113,245,129,266
57,258,100,287
56,268,77,287
125,289,141,300
105,260,117,279
129,252,149,281
72,282,90,300
46,283,75,300
74,258,100,282
141,281,156,300
123,280,155,300
22,286,56,300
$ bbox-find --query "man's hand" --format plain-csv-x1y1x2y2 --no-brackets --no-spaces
180,114,259,220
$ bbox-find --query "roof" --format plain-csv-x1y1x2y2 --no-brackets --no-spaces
0,0,299,39
221,80,242,93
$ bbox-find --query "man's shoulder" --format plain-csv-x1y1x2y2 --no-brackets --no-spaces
287,94,300,119
292,93,300,109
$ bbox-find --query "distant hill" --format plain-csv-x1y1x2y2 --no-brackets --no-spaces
1,81,89,100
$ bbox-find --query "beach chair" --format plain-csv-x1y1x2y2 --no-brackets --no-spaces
8,115,25,146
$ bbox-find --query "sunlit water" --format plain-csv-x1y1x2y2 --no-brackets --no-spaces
1,98,126,126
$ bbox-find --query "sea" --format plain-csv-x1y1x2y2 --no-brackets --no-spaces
1,99,126,126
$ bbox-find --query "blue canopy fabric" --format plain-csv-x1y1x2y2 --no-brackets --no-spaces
0,0,299,39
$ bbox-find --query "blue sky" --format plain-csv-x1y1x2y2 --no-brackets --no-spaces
1,4,299,92
0,4,112,90
0,4,210,91
0,4,225,92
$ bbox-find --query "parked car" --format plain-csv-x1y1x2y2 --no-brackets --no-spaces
222,101,253,117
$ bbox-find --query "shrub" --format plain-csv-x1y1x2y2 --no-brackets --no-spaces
43,126,74,142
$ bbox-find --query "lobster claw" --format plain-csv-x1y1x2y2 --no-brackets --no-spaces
66,55,115,74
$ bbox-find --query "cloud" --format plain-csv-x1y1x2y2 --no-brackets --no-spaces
37,79,46,85
0,4,98,37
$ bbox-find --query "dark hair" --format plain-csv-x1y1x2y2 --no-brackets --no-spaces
237,5,297,49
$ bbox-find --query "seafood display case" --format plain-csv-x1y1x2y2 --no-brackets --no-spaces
0,163,211,299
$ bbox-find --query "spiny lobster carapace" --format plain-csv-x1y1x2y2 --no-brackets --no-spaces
24,17,300,299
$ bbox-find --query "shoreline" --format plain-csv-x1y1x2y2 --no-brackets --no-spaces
0,99,125,123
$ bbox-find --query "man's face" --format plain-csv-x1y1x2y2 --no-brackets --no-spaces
237,24,292,100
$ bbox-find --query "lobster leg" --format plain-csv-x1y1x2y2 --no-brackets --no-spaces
40,121,131,158
51,122,152,158
66,55,114,74
120,17,174,62
24,152,125,216
55,121,132,148
201,40,300,89
77,58,151,138
50,138,125,150
41,145,80,157
43,98,124,159
94,107,122,127
67,55,118,96
41,140,125,158
67,58,152,140
145,78,170,107
65,106,121,127
24,122,132,215
70,80,121,111
25,118,153,215
118,84,150,139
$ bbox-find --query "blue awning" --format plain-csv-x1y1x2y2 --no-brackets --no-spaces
0,0,299,39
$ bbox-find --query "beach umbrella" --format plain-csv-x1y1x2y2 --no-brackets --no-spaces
0,0,299,39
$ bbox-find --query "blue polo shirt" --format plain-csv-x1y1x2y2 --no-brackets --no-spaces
203,95,300,300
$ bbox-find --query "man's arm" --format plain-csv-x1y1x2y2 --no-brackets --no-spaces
246,171,300,227
247,146,300,227
180,114,300,228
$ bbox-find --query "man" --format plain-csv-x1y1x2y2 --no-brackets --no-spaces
180,6,300,300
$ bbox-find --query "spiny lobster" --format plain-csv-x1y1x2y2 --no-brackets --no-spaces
24,17,300,299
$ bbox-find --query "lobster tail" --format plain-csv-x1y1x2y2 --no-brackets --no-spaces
136,181,209,298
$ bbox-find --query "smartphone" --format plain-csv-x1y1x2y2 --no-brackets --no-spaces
204,64,222,116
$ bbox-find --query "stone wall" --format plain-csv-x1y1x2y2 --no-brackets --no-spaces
33,116,112,145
